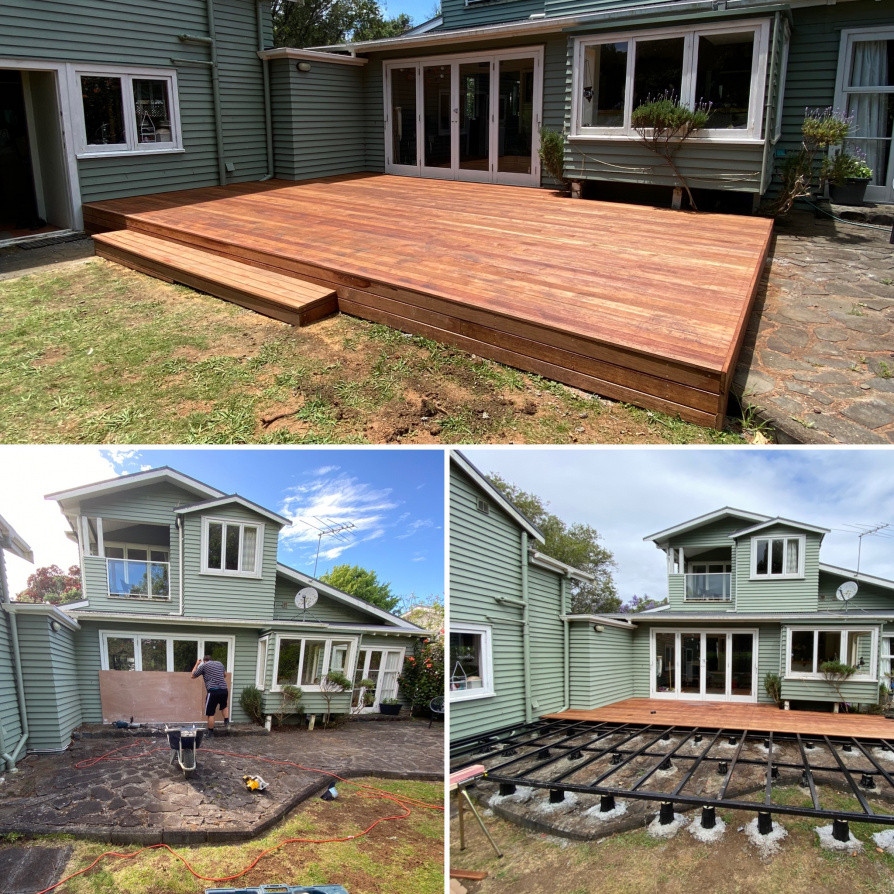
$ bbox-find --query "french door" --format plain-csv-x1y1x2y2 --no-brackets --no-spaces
385,48,543,187
651,629,758,702
351,647,404,711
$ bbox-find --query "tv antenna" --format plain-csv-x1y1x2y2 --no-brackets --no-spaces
298,517,356,576
840,522,891,577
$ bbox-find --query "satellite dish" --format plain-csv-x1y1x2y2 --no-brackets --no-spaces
295,587,319,610
836,581,859,602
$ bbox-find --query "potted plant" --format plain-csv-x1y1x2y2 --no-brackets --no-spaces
823,147,873,205
379,698,402,716
359,678,376,707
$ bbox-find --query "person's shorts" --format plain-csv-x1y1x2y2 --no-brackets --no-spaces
204,688,229,716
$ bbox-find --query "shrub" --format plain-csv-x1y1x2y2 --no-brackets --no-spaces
320,671,352,728
398,638,444,716
276,683,303,727
763,672,781,706
801,107,852,148
820,659,857,712
239,685,265,725
538,128,567,191
822,147,873,184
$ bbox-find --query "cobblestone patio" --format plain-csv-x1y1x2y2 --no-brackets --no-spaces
0,721,443,844
736,209,894,443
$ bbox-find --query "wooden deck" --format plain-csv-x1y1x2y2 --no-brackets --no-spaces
83,174,774,428
545,698,894,739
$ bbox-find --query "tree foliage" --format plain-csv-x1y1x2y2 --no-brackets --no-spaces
272,0,411,49
397,637,444,715
320,563,399,612
16,564,82,605
620,594,668,613
487,476,619,614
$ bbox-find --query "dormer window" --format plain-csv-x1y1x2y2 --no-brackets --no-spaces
751,535,804,579
201,517,263,578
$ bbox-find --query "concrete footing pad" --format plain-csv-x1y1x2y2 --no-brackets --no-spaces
744,817,787,856
647,812,689,839
815,824,863,852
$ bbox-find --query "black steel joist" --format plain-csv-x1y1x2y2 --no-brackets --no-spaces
450,719,894,835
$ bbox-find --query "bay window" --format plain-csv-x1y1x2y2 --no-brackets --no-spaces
202,517,263,577
75,67,182,157
786,628,877,679
101,632,233,672
751,534,803,579
574,19,769,140
274,636,357,690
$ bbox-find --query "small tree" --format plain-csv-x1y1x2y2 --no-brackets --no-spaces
276,684,303,728
397,638,444,716
821,660,857,712
631,94,711,210
240,685,265,725
16,564,81,605
320,671,351,728
763,672,782,707
621,594,668,613
538,128,567,192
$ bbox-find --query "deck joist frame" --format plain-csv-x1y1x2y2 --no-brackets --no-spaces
82,176,774,429
451,718,894,827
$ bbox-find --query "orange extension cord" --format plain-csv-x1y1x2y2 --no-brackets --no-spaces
32,739,443,894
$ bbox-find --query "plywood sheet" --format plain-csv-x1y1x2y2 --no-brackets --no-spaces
98,670,233,723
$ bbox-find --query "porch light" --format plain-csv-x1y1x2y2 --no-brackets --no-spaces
593,624,605,633
297,61,312,72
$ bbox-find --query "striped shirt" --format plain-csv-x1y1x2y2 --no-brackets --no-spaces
192,659,227,691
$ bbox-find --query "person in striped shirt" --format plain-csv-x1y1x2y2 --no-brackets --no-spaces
192,654,229,736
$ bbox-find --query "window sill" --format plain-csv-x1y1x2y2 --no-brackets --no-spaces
77,147,185,160
108,594,171,600
450,689,495,703
568,133,765,145
749,574,804,582
785,672,877,683
199,569,263,580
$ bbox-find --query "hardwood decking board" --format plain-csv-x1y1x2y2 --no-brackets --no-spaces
546,699,894,738
84,175,772,428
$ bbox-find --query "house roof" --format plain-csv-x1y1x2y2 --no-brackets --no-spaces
820,563,894,593
644,507,770,544
530,550,594,583
46,467,223,506
607,610,894,623
451,451,544,542
563,613,636,629
0,514,33,564
275,563,426,631
311,0,849,54
730,517,830,539
4,601,80,630
174,495,291,527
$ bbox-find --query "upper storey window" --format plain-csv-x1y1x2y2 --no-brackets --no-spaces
573,19,769,141
751,535,804,579
202,517,264,578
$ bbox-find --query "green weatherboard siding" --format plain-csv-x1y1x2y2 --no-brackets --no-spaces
569,622,634,710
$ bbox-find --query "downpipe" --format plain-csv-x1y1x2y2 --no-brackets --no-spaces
4,607,29,771
521,532,532,724
256,0,275,180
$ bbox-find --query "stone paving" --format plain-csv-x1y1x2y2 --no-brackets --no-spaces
735,209,894,444
0,721,443,844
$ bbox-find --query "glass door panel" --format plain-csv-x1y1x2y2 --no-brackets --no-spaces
704,634,727,697
422,64,453,178
380,650,402,704
654,632,676,694
681,633,701,695
731,633,754,698
389,66,418,170
459,61,491,181
497,58,535,182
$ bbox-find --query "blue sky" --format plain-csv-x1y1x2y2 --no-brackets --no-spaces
460,447,894,602
1,447,444,604
386,0,438,25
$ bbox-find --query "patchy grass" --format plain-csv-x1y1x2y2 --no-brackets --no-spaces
2,778,442,894
450,789,894,894
0,260,744,444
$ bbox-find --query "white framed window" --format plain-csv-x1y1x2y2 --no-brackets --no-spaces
572,18,770,142
72,65,183,158
201,517,264,578
104,541,170,600
272,636,358,692
449,622,494,702
785,627,877,680
256,634,270,689
750,534,804,579
100,631,234,673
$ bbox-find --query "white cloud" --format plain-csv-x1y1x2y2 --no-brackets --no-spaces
412,553,427,562
396,518,435,540
0,447,123,596
312,465,340,476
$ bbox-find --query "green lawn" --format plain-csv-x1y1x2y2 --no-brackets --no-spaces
0,259,744,444
3,778,442,894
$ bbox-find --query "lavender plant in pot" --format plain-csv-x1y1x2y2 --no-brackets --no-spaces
823,147,873,206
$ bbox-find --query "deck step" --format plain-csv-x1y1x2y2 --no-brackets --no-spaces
93,229,337,327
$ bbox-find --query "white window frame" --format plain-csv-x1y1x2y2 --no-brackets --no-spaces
70,64,184,158
256,634,270,689
99,631,235,673
785,627,878,681
750,534,805,579
571,18,770,143
104,541,171,600
449,622,494,702
200,516,264,579
271,635,359,692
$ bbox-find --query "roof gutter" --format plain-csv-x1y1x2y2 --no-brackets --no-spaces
529,550,594,582
562,614,638,629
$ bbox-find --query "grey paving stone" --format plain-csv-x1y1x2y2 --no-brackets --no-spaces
841,399,894,430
